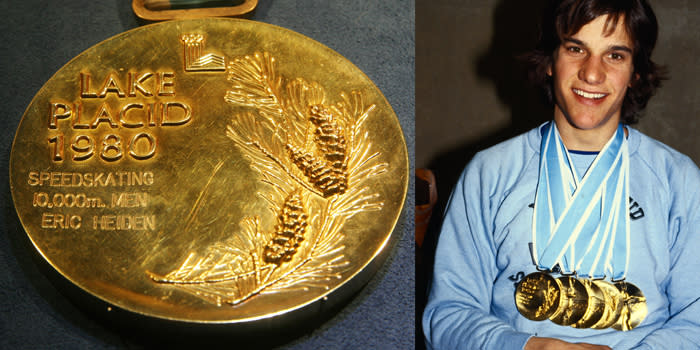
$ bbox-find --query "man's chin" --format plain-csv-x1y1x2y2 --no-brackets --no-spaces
563,114,617,131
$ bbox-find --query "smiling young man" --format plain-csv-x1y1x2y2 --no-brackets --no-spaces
422,1,700,349
550,14,634,151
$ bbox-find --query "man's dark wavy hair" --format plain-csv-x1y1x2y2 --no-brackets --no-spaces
525,0,666,124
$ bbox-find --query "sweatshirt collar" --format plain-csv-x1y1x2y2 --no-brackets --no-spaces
528,121,640,157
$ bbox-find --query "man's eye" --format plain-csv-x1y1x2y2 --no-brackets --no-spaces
566,46,583,54
610,52,626,60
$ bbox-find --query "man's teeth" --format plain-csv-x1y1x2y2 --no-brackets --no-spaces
573,89,606,99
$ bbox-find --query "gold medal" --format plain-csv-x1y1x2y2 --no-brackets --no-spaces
9,18,408,330
549,276,589,326
613,281,648,331
590,279,624,329
515,272,562,321
571,278,606,329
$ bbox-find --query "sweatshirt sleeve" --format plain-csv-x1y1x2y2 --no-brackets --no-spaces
422,156,532,350
629,158,700,349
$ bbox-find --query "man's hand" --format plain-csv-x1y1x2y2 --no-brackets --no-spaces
524,337,612,350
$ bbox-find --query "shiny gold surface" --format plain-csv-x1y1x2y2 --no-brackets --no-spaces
9,19,407,324
549,276,588,326
571,279,605,329
590,279,623,329
613,282,648,331
515,272,561,321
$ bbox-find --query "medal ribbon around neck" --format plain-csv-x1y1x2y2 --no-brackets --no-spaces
532,122,630,280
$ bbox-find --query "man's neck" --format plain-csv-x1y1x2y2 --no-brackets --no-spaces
553,117,622,152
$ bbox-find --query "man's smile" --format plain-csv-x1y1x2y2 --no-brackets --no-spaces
572,88,607,100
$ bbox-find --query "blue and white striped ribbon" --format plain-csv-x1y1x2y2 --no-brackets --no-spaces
532,122,629,280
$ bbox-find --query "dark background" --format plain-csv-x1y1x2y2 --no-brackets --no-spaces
0,1,415,349
416,0,700,347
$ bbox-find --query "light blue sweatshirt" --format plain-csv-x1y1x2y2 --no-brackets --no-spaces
423,123,700,350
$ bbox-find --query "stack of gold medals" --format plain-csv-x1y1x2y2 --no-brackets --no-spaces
514,122,647,331
515,271,647,331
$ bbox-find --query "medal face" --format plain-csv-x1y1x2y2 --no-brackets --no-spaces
549,276,588,326
572,279,606,329
515,272,562,321
591,279,624,329
9,18,408,326
613,282,648,331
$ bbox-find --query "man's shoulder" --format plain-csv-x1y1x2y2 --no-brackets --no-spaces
631,128,698,170
463,126,541,184
471,126,540,165
630,127,700,188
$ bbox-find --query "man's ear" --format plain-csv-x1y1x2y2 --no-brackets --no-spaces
547,52,557,77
